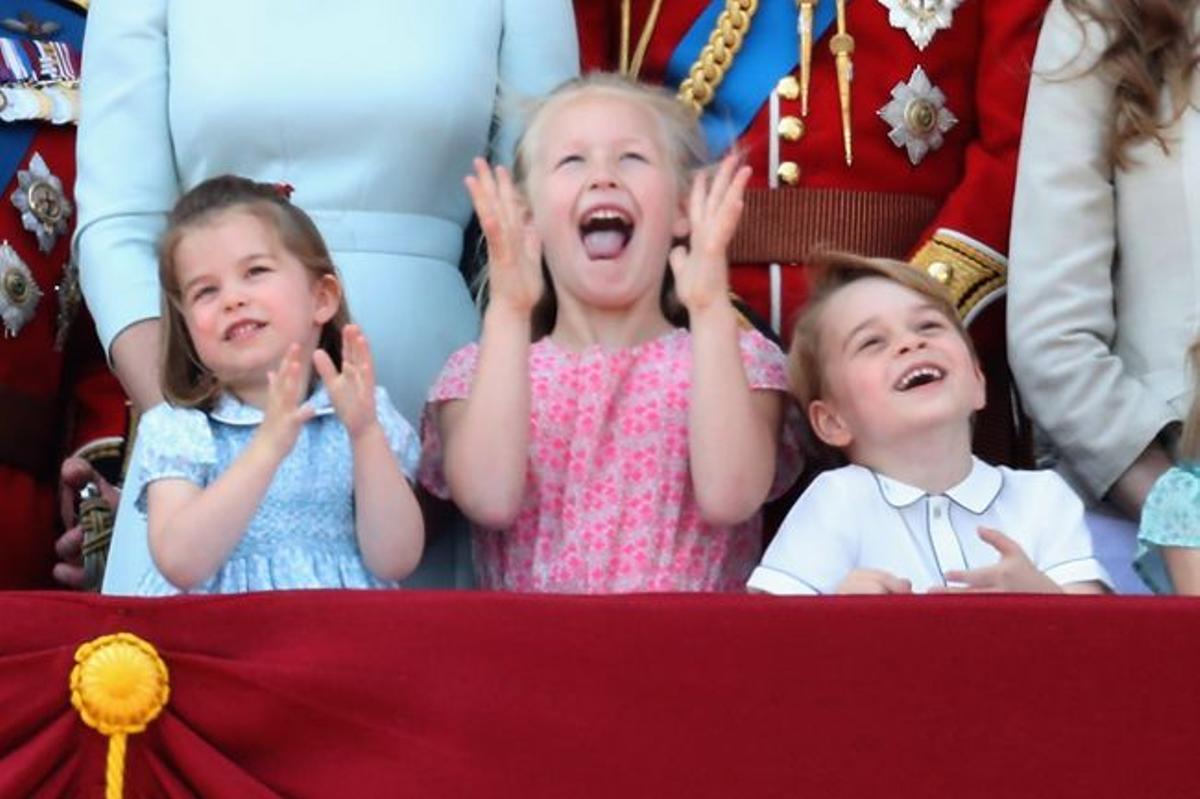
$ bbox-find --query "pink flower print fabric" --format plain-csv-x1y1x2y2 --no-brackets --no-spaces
420,328,803,593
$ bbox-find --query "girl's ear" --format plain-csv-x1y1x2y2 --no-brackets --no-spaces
808,398,853,449
312,274,341,325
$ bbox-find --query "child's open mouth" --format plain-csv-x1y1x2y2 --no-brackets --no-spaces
579,207,633,260
893,365,945,391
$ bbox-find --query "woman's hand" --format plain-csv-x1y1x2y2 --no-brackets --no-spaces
465,157,543,317
255,343,315,460
314,324,380,442
669,154,751,318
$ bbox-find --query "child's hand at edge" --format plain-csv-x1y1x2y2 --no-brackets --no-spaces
668,154,751,318
836,568,914,595
464,157,543,317
314,324,380,442
934,527,1062,593
257,342,316,460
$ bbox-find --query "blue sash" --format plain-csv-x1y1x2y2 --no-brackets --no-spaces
664,0,839,155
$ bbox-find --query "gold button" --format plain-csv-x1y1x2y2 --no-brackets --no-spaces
4,269,29,304
905,98,938,135
777,161,800,186
927,261,953,285
777,115,805,141
776,76,800,101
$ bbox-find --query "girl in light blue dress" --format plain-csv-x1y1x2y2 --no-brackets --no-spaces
132,176,423,595
1137,340,1200,594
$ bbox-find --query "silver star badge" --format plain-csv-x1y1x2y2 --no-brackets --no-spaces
11,152,73,253
878,66,958,165
877,0,963,51
0,241,43,337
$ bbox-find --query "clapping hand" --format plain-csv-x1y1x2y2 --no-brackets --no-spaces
464,157,543,316
313,324,379,442
257,343,316,460
668,154,752,316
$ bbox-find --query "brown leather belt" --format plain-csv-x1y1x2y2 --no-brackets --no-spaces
0,384,61,479
729,187,941,265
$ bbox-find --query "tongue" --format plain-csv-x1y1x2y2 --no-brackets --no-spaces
582,229,627,260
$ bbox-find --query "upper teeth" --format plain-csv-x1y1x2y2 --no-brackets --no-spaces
584,209,630,224
897,366,943,390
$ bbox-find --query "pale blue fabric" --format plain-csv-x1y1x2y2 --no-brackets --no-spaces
131,387,420,595
1134,463,1200,594
76,0,579,593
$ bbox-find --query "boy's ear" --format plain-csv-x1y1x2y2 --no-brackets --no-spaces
672,183,691,239
312,274,341,325
808,399,854,449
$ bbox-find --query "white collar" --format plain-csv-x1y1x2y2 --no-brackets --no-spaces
873,456,1002,514
209,385,336,426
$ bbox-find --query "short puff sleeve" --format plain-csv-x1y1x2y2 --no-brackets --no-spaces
132,403,217,513
737,329,805,499
375,387,421,481
418,343,480,499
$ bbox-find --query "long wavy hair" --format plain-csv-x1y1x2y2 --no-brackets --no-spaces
1063,0,1200,167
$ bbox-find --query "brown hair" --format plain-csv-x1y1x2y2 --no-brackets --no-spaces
1182,338,1200,461
157,175,350,409
788,252,973,413
507,73,710,339
1063,0,1200,168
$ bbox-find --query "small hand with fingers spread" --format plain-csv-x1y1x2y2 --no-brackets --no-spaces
668,154,752,316
464,157,543,316
257,343,316,460
314,324,380,442
836,568,914,595
935,527,1060,593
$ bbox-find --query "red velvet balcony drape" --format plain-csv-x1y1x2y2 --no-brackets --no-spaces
0,591,1195,798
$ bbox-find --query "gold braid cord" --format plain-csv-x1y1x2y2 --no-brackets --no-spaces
678,0,761,113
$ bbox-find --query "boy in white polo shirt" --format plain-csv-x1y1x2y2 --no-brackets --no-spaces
748,254,1112,595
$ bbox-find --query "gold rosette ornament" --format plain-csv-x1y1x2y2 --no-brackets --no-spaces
70,633,170,799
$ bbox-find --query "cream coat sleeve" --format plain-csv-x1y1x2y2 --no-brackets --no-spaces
73,0,178,357
1007,1,1179,500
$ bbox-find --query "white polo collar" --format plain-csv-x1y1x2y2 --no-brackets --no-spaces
873,457,1002,514
209,385,336,426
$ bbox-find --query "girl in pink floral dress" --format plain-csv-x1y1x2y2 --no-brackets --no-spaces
421,75,802,592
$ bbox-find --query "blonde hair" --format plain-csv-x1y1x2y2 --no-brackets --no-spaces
508,73,710,339
788,252,974,413
1182,339,1200,461
157,175,351,409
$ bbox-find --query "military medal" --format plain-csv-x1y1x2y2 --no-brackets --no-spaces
0,241,43,337
877,0,963,51
11,153,73,253
878,66,957,165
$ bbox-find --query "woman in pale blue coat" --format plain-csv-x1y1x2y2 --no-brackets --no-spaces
74,0,578,592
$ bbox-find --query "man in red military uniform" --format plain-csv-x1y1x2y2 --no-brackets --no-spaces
575,0,1047,464
1,0,126,588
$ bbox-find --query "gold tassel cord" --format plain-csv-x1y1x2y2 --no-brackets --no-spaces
70,633,170,799
678,0,761,114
